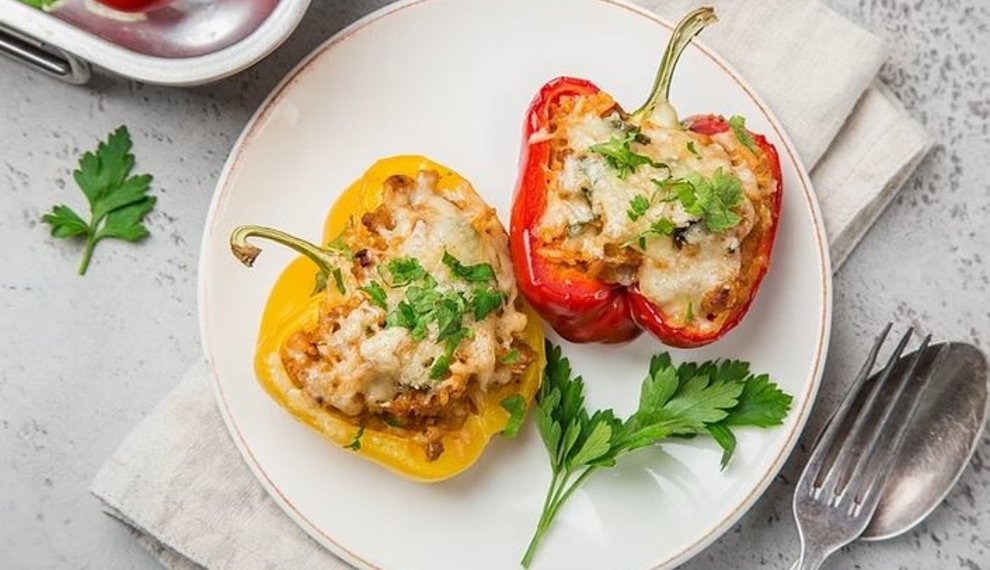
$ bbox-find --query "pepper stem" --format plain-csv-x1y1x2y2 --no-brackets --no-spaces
229,225,335,276
630,6,718,127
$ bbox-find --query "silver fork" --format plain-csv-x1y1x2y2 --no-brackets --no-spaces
791,324,949,570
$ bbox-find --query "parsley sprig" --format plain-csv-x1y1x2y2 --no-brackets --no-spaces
521,342,792,567
42,126,156,275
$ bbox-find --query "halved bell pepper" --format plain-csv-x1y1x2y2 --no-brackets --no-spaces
509,8,782,348
231,156,546,482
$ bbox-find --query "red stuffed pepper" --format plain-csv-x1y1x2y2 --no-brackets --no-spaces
510,7,782,348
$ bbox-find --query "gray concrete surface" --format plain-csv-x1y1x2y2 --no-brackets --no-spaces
1,0,987,568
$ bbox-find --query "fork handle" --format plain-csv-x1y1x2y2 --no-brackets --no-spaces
790,548,829,570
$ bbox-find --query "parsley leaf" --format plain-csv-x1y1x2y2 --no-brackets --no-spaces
428,328,471,380
589,129,663,179
679,168,744,233
626,218,676,250
707,423,737,470
385,257,426,286
443,250,496,282
434,293,469,343
472,287,506,320
686,140,702,158
500,394,527,438
697,168,744,232
429,353,453,380
521,342,793,566
41,126,155,275
501,349,522,364
627,195,651,221
345,425,365,451
719,373,793,427
652,178,692,203
359,281,388,309
728,115,759,154
386,301,419,334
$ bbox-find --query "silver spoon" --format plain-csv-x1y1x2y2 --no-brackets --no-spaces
862,341,988,540
789,339,988,570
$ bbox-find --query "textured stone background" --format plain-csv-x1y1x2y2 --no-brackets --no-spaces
0,0,987,568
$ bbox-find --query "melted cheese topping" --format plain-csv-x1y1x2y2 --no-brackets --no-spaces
282,171,529,426
535,94,775,333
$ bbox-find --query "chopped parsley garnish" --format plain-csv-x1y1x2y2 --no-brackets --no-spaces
651,178,692,202
434,293,470,342
521,343,793,566
359,281,388,309
385,257,427,286
728,115,758,154
500,394,527,438
383,415,404,428
429,328,472,380
627,195,651,221
386,301,422,337
686,302,694,323
345,425,365,451
624,169,744,249
626,218,676,250
589,129,664,179
381,251,508,380
429,354,453,380
501,348,522,364
472,287,506,320
442,250,496,282
686,140,702,158
680,168,744,233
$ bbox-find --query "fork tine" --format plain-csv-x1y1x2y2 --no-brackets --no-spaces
838,334,931,506
852,339,948,515
818,327,914,498
802,323,892,492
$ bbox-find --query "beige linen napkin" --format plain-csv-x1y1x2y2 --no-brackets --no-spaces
91,1,931,569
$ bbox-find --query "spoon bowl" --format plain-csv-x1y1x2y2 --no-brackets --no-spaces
864,342,988,540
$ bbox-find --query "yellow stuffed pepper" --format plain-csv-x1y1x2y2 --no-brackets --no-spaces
230,156,545,482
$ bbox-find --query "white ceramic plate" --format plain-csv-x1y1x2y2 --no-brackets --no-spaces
198,1,832,568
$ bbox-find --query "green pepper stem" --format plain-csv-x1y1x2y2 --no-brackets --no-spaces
630,6,718,127
229,224,335,276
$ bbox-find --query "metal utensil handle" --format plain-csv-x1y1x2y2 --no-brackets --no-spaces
0,25,90,84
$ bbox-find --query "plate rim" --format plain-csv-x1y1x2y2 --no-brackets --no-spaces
197,0,834,568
